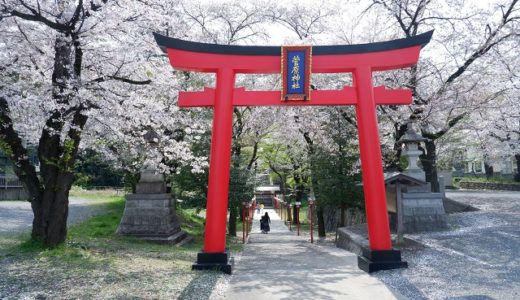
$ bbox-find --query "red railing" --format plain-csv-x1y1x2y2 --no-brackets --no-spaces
273,196,283,220
241,197,256,243
275,196,293,230
275,196,317,244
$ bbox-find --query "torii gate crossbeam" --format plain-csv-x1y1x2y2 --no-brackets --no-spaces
154,31,432,274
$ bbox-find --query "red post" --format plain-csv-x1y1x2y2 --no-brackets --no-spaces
247,205,250,238
203,68,235,253
245,213,248,240
354,66,392,251
249,204,253,234
296,205,300,236
288,206,292,231
242,202,246,243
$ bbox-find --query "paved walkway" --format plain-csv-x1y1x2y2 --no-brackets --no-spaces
0,198,109,235
219,209,404,300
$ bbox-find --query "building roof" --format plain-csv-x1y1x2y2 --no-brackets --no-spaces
255,185,281,192
384,172,426,185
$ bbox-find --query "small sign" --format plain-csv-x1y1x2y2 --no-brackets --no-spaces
281,46,312,101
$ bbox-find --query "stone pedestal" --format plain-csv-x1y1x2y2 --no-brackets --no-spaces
192,251,232,274
401,187,447,233
394,125,447,233
117,170,189,245
336,225,408,273
358,249,408,273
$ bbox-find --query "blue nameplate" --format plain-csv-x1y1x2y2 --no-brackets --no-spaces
282,46,312,101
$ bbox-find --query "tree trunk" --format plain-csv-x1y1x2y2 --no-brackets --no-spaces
228,107,245,236
514,154,520,182
228,149,241,236
388,122,409,170
279,175,286,195
420,140,439,192
292,204,299,224
270,167,286,195
317,205,326,237
31,172,75,245
296,183,304,202
484,163,494,179
246,140,258,170
340,203,346,227
228,205,237,236
31,34,86,246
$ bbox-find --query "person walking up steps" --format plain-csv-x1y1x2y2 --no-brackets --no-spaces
260,212,271,234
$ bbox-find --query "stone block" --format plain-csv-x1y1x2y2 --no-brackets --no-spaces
434,206,446,215
403,199,418,207
403,207,414,216
136,182,167,194
126,193,172,200
412,207,423,215
117,191,188,244
418,198,432,206
406,185,429,193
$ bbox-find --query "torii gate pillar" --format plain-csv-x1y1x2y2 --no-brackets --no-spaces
154,31,432,274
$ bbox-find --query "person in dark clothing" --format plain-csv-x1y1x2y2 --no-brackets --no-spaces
260,212,271,233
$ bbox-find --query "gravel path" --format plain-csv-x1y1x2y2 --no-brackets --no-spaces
0,198,109,235
374,190,520,300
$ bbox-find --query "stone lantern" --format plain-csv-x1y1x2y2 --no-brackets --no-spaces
399,123,427,182
117,130,189,244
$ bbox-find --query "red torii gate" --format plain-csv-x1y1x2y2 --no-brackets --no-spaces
154,31,432,274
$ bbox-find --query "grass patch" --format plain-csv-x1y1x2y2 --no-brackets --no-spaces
454,176,519,185
0,190,241,298
69,185,127,201
453,176,520,189
1,195,127,264
1,191,243,258
68,197,125,240
176,208,206,250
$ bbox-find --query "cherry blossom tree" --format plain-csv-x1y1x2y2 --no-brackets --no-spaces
0,0,195,245
367,0,519,191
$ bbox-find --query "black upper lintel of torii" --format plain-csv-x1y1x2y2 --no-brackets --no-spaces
153,30,433,56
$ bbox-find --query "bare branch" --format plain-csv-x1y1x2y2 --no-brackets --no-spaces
89,75,152,85
422,113,467,140
7,2,70,32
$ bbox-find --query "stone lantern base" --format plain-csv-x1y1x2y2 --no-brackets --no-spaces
117,179,190,245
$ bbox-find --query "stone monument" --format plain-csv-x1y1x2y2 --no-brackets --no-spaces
337,124,448,258
117,131,189,244
397,123,447,233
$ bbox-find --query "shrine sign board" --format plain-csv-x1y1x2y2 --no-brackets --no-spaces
154,31,433,274
282,46,312,101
